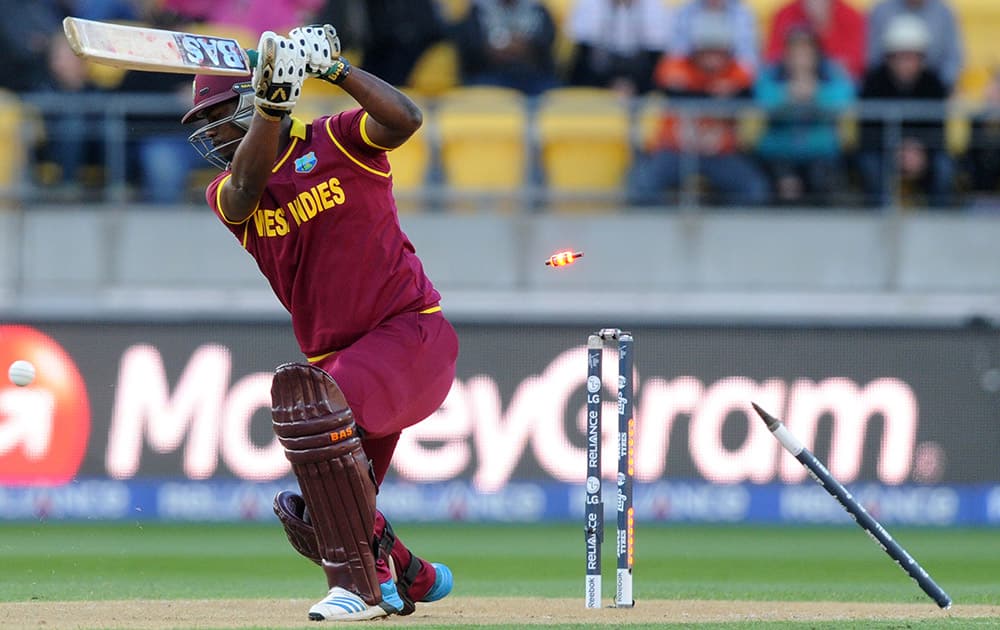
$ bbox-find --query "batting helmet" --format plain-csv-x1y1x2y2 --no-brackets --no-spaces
182,73,254,123
184,73,256,169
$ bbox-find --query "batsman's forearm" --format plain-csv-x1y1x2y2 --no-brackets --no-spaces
226,116,284,218
338,68,422,137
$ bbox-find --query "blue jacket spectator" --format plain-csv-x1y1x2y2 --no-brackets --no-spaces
867,0,963,91
755,28,855,203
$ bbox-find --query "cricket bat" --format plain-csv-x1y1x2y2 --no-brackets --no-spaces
63,17,258,76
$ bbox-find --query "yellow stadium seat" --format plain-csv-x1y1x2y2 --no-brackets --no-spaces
946,112,970,156
540,0,576,26
536,87,630,194
387,93,432,201
741,113,767,148
957,66,993,103
953,0,1000,64
0,90,24,197
540,0,578,70
837,111,859,151
86,62,127,89
388,127,431,198
636,92,667,149
407,42,461,96
438,85,525,104
436,89,527,191
437,0,471,22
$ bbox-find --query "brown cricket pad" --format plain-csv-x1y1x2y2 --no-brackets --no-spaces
271,362,380,605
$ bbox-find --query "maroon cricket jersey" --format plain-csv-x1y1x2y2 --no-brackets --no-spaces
206,109,441,357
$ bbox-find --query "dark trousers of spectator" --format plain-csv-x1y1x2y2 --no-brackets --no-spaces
135,135,206,204
44,112,92,185
627,149,771,207
857,149,954,208
763,156,844,206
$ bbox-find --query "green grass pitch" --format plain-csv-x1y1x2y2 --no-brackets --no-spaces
1,522,997,628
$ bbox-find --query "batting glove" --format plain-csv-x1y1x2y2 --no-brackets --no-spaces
289,23,352,86
290,24,339,74
252,31,306,120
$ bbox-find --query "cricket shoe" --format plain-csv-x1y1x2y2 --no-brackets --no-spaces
307,581,403,622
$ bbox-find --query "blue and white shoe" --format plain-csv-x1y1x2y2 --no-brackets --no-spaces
307,581,403,622
420,562,453,603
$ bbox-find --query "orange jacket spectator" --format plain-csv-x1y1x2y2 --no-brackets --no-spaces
650,56,754,154
764,0,866,81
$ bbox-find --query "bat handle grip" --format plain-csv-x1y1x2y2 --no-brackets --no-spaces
243,49,339,80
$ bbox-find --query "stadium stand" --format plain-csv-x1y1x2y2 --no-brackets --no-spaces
384,93,434,199
536,87,631,197
0,89,25,198
407,41,462,96
11,0,1000,208
435,87,528,193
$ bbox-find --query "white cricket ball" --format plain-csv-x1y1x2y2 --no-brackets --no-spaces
8,360,36,387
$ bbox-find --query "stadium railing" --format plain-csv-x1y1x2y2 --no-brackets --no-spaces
5,91,993,214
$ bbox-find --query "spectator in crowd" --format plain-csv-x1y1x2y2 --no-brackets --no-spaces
44,34,103,192
312,0,369,50
357,1,445,87
565,0,673,97
452,0,559,95
159,0,324,36
765,0,867,82
0,0,109,192
628,12,769,207
867,0,963,91
669,0,759,72
858,14,953,208
0,1,66,93
120,68,205,204
78,0,203,203
755,27,855,205
964,72,1000,196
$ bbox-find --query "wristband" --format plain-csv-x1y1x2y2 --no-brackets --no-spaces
254,103,287,122
319,58,352,86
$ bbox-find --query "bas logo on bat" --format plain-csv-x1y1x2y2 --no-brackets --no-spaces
175,34,245,71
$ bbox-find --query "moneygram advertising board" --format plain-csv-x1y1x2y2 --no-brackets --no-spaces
1,321,998,525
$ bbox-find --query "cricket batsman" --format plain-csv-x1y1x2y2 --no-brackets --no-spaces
182,25,456,621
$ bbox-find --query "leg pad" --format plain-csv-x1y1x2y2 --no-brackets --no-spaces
271,362,380,605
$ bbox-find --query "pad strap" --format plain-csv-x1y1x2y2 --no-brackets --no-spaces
379,517,421,615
